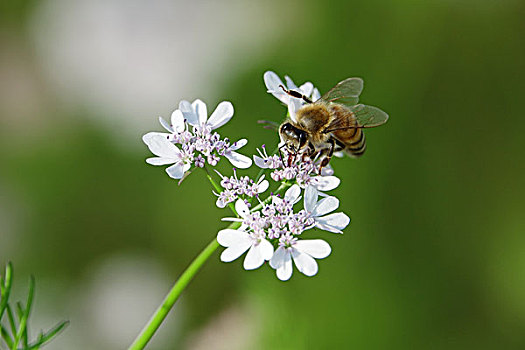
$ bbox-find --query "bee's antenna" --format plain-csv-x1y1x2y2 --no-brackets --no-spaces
257,119,279,131
279,85,312,104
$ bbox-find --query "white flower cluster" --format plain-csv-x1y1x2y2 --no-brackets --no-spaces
218,185,350,281
142,71,352,281
142,99,252,179
214,170,269,208
253,144,340,191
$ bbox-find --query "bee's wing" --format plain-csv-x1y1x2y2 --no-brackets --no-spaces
319,77,364,105
324,104,389,132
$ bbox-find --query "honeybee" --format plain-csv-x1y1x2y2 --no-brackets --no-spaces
277,77,388,168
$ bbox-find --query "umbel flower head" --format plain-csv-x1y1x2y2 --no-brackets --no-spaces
143,99,252,179
218,185,349,281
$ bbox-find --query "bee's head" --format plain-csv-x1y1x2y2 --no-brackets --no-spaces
279,122,307,153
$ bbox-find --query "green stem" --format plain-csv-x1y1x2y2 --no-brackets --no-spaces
128,222,240,350
129,169,290,349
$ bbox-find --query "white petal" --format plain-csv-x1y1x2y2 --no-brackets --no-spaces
171,109,186,133
314,176,340,191
143,134,180,158
284,75,298,90
270,247,293,281
257,180,269,194
269,246,286,269
192,99,208,126
288,98,301,122
221,243,252,262
284,184,301,204
312,196,339,217
243,243,271,270
333,151,344,158
229,139,247,151
316,213,350,233
312,88,321,102
146,157,175,166
142,131,171,143
320,165,334,176
277,255,293,281
294,239,331,259
235,199,250,218
264,71,288,104
291,248,318,276
253,155,269,169
217,229,250,247
299,82,313,97
179,100,199,126
264,71,283,91
271,196,283,206
165,163,185,179
259,239,274,261
159,117,173,132
207,101,233,129
221,217,244,223
216,198,226,208
226,152,252,169
304,185,318,212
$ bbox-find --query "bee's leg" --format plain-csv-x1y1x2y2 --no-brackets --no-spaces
279,85,313,104
308,142,316,155
303,142,316,162
278,144,286,165
289,151,297,167
319,138,336,172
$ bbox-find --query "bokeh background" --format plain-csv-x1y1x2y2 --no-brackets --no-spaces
1,0,525,349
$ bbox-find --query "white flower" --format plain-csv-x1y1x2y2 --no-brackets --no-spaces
222,198,258,229
271,184,302,208
253,145,282,169
269,236,331,281
304,186,350,233
223,139,253,168
217,200,273,270
263,71,320,105
252,175,270,195
179,99,234,131
158,109,186,134
264,71,321,122
178,99,251,168
144,99,253,177
142,133,190,179
217,228,274,270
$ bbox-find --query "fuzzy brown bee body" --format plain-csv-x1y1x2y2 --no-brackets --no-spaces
278,77,387,167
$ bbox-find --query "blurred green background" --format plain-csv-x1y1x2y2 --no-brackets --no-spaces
1,0,524,349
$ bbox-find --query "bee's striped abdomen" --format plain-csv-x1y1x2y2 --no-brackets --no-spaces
344,129,366,157
328,104,367,158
